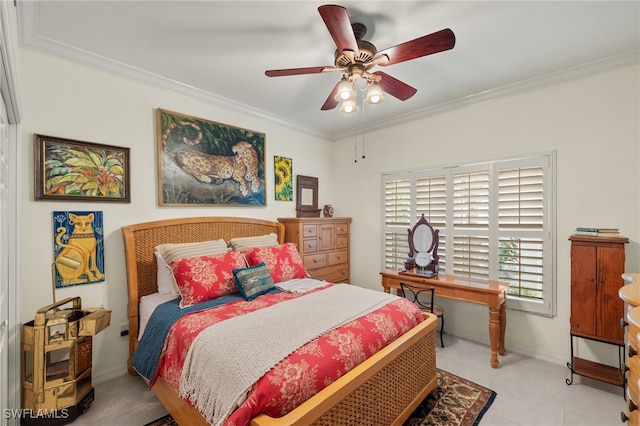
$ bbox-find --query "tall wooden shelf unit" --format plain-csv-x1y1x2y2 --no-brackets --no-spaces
567,235,628,387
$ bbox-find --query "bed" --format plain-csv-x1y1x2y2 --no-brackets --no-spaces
122,216,437,425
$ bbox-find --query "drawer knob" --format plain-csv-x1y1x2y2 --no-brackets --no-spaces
630,346,638,358
622,411,629,423
629,400,638,413
622,318,629,328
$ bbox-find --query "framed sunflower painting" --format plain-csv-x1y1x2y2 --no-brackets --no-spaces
274,156,293,201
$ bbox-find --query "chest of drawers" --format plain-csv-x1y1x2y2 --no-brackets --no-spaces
278,217,351,283
620,274,640,425
623,306,640,425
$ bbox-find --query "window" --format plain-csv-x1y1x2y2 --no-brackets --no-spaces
382,152,555,316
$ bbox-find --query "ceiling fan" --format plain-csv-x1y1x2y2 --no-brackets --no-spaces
265,4,456,112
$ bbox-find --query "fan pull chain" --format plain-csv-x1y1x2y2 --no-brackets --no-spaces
354,108,360,162
361,94,366,159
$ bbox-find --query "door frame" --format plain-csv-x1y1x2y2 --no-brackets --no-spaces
0,2,23,425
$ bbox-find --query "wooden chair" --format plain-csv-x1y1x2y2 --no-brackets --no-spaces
400,282,445,347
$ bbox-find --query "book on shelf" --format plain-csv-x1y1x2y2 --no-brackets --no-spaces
574,228,620,237
575,227,619,233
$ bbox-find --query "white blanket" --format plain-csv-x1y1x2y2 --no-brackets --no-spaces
179,284,397,426
275,277,328,293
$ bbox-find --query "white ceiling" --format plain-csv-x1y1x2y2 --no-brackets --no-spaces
16,1,640,140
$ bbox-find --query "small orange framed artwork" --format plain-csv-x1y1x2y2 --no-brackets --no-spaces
34,134,130,202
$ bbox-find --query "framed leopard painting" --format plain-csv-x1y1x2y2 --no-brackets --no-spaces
157,108,266,206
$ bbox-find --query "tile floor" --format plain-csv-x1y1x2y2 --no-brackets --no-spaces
71,334,626,425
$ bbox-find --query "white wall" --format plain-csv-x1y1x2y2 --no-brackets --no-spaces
18,49,334,382
331,63,640,366
17,45,639,380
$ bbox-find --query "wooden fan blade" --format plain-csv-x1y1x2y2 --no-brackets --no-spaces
375,28,455,66
321,81,340,110
265,66,336,77
373,71,417,101
318,4,359,56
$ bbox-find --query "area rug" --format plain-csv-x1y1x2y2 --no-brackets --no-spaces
144,414,177,426
404,369,497,426
145,369,496,426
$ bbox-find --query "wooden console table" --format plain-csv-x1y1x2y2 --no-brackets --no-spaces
380,269,509,368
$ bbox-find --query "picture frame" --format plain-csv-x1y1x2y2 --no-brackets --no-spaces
274,156,293,201
34,134,130,202
296,175,321,217
52,210,105,288
157,108,266,206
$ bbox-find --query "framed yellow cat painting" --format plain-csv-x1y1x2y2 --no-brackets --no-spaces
156,108,266,206
52,211,105,288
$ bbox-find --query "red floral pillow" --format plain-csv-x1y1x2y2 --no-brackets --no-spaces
243,243,309,283
168,250,247,308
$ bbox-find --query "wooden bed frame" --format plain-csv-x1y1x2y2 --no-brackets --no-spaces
121,216,437,425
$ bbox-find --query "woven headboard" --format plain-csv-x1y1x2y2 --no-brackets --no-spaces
121,216,284,373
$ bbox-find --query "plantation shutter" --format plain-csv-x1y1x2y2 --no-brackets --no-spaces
497,163,547,304
383,175,411,269
415,174,447,271
451,168,490,279
381,152,555,316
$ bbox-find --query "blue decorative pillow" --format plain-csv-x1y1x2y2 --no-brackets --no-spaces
233,262,276,301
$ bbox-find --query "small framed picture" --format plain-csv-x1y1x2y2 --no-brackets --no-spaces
274,156,293,201
34,134,130,202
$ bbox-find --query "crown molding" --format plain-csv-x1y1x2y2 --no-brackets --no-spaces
18,2,638,142
17,1,331,139
331,49,640,140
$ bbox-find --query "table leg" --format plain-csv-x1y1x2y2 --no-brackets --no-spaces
489,307,500,368
499,301,507,356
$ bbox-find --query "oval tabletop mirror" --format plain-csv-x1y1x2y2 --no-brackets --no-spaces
406,213,439,275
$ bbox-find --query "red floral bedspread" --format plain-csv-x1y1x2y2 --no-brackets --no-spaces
155,284,423,425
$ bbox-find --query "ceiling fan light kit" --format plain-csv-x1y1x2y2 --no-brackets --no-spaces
339,99,358,114
335,76,356,101
264,4,455,114
364,82,385,105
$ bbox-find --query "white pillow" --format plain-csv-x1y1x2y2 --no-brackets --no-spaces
155,251,176,294
156,239,229,263
138,292,179,339
228,233,279,250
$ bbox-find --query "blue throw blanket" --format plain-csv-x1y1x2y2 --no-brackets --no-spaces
132,294,248,383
